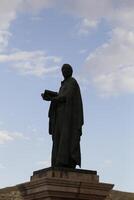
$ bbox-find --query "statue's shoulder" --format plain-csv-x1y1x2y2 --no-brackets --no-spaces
65,77,79,89
66,77,79,91
69,77,77,84
71,77,79,87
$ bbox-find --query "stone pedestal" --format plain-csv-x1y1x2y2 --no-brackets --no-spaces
20,167,114,200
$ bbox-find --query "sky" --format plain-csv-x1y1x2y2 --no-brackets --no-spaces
0,0,134,193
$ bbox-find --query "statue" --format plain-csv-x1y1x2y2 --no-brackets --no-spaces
41,64,84,168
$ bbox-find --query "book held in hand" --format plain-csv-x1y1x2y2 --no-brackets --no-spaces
42,90,58,101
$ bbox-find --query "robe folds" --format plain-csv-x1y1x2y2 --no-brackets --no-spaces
48,77,84,168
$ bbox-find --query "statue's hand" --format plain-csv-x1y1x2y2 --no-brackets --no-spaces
41,93,44,99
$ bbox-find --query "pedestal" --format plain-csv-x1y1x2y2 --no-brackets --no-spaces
20,167,114,200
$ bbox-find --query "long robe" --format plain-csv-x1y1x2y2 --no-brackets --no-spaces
48,77,84,168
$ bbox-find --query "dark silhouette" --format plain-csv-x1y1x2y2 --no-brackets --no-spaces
41,64,84,168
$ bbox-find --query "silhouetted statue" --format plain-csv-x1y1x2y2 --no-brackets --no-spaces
41,64,84,168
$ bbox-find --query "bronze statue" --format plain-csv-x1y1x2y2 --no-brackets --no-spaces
41,64,84,168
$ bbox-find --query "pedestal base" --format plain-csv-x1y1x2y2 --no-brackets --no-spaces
20,167,114,200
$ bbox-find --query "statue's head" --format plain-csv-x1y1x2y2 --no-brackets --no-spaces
61,64,73,79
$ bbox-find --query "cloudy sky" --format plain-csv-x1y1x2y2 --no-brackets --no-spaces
0,0,133,192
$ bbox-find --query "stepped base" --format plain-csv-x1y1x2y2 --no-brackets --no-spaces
25,167,114,200
0,167,114,200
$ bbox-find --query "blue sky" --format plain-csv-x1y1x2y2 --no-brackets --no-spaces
0,0,134,193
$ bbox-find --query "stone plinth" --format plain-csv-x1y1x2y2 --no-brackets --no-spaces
0,167,114,200
22,167,114,200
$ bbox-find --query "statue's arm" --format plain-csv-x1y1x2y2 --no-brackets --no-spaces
52,95,66,103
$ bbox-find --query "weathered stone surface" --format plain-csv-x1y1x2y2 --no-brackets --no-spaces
0,186,24,200
0,167,114,200
31,167,99,183
1,187,133,200
106,190,134,200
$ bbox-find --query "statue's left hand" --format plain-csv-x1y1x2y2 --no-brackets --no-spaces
41,93,44,99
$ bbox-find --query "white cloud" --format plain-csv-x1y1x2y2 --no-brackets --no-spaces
58,0,134,29
20,0,54,13
0,0,114,50
59,0,113,22
77,18,98,36
55,0,114,35
0,0,54,30
0,0,20,51
0,0,114,53
85,27,134,96
0,50,61,76
0,129,29,144
0,31,12,52
0,0,55,51
0,0,20,29
0,131,13,144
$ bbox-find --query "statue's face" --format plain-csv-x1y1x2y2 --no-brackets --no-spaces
62,68,69,78
62,65,73,79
